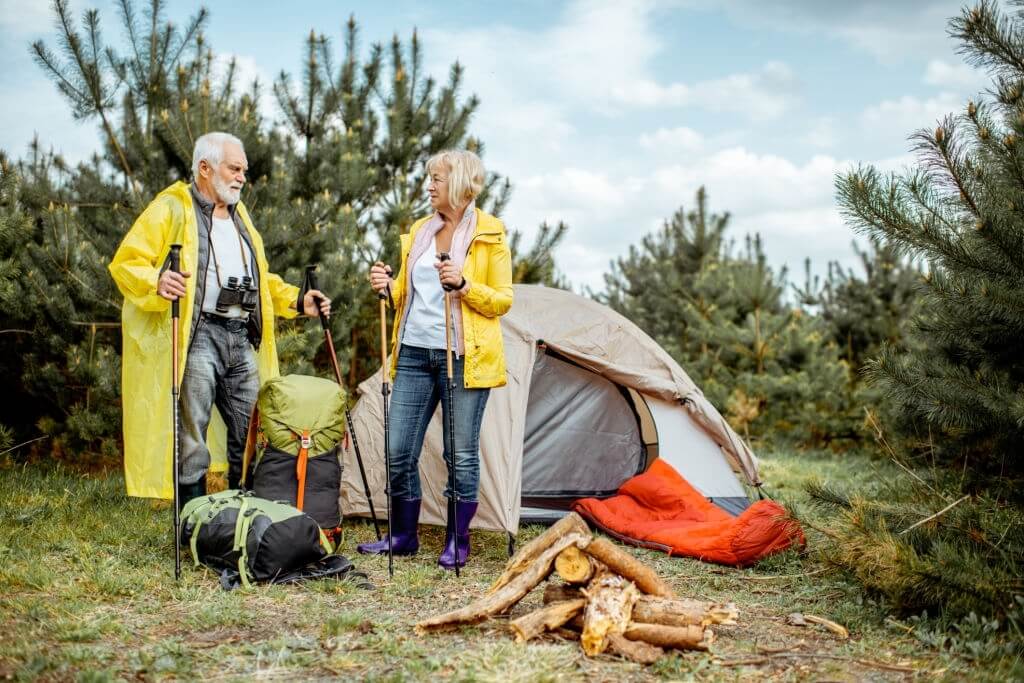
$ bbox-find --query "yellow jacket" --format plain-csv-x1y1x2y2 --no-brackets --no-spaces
389,208,513,387
108,181,299,499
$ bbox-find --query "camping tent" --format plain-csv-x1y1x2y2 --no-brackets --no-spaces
339,284,761,535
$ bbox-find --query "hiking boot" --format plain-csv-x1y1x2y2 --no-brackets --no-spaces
438,500,478,570
357,497,421,556
176,478,206,513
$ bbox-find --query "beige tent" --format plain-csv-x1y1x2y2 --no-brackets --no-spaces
340,284,760,535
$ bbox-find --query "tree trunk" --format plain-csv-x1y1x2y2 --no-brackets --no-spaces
580,574,639,656
555,545,602,584
623,623,713,651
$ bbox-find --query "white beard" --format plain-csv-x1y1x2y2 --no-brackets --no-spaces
212,175,241,205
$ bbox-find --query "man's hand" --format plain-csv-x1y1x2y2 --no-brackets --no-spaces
303,288,331,317
158,269,190,301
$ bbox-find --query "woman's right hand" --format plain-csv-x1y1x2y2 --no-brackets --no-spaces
369,261,393,294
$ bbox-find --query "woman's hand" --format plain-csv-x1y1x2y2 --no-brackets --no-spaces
435,259,466,290
370,261,393,294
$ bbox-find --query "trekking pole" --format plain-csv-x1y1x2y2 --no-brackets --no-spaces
169,244,183,581
378,281,395,578
438,252,460,578
303,266,381,541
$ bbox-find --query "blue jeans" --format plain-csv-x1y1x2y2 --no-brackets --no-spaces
389,344,490,501
178,315,259,486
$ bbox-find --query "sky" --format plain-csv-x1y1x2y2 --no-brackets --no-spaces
0,0,991,292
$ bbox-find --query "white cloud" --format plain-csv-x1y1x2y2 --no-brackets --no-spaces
862,92,965,136
714,0,963,62
639,126,704,151
613,61,800,120
804,117,838,149
923,59,986,91
0,1,52,35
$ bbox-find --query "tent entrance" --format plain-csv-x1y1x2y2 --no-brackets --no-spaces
520,348,649,514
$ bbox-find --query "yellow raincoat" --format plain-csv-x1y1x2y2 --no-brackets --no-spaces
109,181,299,499
389,208,513,388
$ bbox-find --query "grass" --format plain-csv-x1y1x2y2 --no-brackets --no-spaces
0,450,987,681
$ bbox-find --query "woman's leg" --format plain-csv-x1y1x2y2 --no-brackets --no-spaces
358,345,439,556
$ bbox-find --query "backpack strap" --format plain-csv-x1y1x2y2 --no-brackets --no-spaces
240,405,260,488
295,429,311,511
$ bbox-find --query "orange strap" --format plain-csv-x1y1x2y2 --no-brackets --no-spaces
240,405,260,488
295,429,311,511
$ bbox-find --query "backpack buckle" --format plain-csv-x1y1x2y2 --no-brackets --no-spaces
300,434,311,449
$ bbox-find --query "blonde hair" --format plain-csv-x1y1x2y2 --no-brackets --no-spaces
426,149,485,206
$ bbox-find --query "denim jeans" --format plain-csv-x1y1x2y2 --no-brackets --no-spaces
389,344,490,501
178,315,259,485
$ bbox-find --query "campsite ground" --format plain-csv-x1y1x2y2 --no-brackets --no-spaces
0,451,977,681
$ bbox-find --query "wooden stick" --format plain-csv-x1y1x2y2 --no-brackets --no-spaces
607,633,664,664
580,574,639,656
555,545,602,584
898,495,970,535
583,537,675,598
417,532,588,632
509,599,586,642
488,513,591,595
542,583,584,604
624,623,713,651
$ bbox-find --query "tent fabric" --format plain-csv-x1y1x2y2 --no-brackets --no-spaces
572,459,804,567
340,284,761,534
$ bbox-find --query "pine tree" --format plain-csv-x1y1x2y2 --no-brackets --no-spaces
602,189,859,448
837,1,1024,489
4,0,567,457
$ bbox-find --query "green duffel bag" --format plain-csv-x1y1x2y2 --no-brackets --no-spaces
180,489,369,590
242,375,346,531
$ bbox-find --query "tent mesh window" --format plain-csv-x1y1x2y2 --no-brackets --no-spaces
520,349,650,513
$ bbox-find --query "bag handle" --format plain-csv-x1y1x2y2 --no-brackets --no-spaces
295,429,311,511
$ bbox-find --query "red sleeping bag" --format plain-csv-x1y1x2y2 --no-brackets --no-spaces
572,459,804,567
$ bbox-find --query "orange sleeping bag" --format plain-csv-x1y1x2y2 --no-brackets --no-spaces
572,459,804,567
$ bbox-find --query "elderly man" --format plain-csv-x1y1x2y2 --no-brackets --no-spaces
109,131,330,508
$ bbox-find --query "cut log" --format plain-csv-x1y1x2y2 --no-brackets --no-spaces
580,574,640,656
607,633,665,664
632,598,739,627
542,585,738,627
417,532,588,632
583,537,675,598
509,599,587,642
623,623,714,651
542,583,584,605
555,545,602,584
488,513,591,595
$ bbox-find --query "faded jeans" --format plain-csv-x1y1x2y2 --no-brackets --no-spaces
389,344,490,501
178,315,259,486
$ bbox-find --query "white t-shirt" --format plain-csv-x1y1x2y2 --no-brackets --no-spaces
402,237,447,349
201,215,254,318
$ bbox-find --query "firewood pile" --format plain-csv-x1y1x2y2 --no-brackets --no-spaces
415,513,738,664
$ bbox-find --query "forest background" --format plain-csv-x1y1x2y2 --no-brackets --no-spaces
1,0,1022,673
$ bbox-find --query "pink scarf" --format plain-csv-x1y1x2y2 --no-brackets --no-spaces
402,202,476,354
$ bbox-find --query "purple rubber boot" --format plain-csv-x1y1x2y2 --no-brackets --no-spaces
438,500,478,570
357,497,421,556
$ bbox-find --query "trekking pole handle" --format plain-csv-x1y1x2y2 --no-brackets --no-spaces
304,265,330,332
169,244,182,319
437,251,456,292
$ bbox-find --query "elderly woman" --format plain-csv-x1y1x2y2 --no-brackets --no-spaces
357,149,513,569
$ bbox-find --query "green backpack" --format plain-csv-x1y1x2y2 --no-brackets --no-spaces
180,489,368,589
242,375,347,531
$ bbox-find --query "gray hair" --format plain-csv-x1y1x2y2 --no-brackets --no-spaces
192,132,245,178
426,149,485,206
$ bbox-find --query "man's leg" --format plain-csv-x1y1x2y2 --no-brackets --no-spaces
214,325,259,490
178,321,223,501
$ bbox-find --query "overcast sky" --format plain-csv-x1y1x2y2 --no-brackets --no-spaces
0,0,990,292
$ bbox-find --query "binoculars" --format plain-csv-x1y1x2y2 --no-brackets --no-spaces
216,275,258,314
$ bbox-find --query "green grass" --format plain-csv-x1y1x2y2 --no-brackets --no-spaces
0,451,984,681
